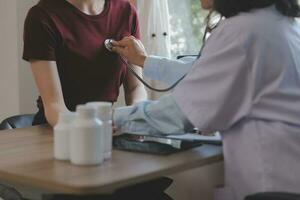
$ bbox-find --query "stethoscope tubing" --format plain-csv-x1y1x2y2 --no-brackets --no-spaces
107,13,222,93
119,28,210,93
120,56,186,92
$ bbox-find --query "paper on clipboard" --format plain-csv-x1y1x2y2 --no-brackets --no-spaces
166,132,222,145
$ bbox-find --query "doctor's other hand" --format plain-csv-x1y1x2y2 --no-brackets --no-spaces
112,36,147,67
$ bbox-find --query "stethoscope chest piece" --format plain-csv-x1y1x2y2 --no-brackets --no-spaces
104,39,114,52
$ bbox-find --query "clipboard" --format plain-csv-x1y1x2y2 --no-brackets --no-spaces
113,132,222,155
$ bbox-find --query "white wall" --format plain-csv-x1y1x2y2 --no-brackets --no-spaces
17,0,39,115
0,0,20,121
0,0,39,122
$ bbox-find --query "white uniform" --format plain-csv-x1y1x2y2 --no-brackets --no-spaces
115,6,300,200
174,6,300,200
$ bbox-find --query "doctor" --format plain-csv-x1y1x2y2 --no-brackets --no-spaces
112,0,300,200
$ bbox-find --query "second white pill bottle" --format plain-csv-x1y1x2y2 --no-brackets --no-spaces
70,105,104,165
87,102,113,160
54,112,76,161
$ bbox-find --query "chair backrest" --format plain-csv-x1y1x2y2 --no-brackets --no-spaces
0,184,22,200
0,114,35,130
245,192,300,200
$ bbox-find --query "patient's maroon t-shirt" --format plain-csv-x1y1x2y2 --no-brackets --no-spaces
23,0,140,111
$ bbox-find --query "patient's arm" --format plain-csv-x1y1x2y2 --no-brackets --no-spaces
123,64,148,105
30,60,69,127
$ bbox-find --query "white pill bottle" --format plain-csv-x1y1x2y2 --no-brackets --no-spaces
54,112,76,161
87,102,113,160
70,105,104,165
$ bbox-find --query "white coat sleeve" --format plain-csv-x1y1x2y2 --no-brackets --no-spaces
143,55,196,85
173,24,254,132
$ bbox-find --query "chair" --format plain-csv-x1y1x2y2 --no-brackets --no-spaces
245,192,300,200
0,114,35,130
0,114,35,200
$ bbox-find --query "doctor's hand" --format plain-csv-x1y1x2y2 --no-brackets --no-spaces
112,36,147,67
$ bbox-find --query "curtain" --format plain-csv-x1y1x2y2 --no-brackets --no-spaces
137,0,171,58
136,0,172,100
134,0,207,99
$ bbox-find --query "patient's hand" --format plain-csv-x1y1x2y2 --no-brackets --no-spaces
112,36,147,67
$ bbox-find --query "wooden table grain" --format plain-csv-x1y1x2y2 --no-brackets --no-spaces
0,126,223,194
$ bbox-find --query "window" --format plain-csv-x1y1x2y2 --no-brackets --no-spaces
168,0,208,58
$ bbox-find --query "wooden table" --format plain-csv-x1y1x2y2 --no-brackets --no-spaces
0,126,223,195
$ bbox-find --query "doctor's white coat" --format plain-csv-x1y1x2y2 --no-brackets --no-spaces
173,6,300,200
115,6,300,200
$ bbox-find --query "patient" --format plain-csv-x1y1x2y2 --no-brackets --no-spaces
23,0,147,127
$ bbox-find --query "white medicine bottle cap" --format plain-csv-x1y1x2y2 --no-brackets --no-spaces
86,102,112,120
76,105,97,118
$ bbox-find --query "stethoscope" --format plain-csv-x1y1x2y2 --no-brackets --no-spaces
104,12,222,93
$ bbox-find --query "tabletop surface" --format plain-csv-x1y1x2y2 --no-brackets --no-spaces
0,126,223,194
